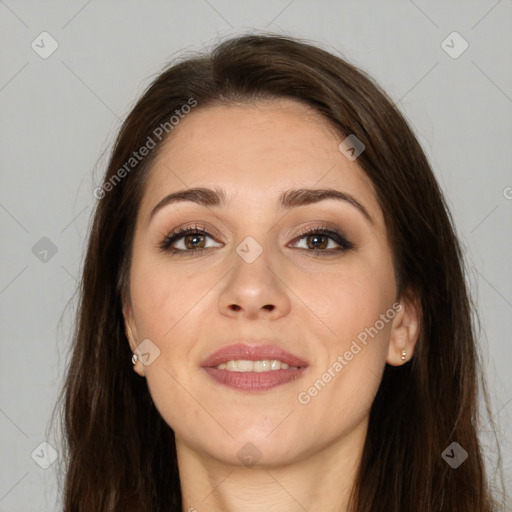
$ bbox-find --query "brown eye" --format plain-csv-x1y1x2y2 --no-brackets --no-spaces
159,225,221,254
159,225,354,257
305,233,329,250
290,227,354,255
182,233,206,250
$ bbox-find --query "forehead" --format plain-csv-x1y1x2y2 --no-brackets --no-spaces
138,99,382,225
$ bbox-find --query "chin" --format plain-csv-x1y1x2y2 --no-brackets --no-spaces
208,440,304,469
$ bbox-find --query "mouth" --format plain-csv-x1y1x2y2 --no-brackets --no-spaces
214,359,299,371
200,343,309,391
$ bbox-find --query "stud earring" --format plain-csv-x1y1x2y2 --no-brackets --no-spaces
401,349,407,361
132,353,138,365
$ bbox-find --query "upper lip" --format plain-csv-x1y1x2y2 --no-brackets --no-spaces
201,342,309,368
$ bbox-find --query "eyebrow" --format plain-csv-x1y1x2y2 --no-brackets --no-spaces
148,187,374,225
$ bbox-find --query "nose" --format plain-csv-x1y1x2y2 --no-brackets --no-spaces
217,240,292,321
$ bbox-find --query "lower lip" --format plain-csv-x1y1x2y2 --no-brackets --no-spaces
202,367,307,391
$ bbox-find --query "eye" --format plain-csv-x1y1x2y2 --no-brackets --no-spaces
289,226,355,256
159,224,221,256
159,224,355,257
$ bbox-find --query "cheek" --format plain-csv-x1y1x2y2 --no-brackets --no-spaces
129,253,206,339
297,261,393,409
128,254,215,425
316,261,394,346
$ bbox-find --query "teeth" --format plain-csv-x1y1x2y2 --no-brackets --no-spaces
253,360,270,372
270,359,280,370
214,359,298,371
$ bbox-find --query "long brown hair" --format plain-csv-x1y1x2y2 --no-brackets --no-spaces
51,33,506,511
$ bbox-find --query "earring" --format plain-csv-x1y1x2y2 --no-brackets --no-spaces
401,349,407,361
132,353,138,365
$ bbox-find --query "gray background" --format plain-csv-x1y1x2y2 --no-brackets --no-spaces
0,0,511,509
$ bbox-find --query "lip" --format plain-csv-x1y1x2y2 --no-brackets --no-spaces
201,342,309,392
200,343,309,368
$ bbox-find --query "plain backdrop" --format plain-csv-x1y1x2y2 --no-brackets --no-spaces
0,1,511,509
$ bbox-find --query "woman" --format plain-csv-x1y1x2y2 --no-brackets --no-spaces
54,33,506,511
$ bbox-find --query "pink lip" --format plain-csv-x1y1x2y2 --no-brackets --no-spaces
200,343,309,392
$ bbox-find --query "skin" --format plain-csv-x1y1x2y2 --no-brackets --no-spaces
123,98,420,512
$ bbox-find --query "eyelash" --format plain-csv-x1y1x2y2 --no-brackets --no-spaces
158,224,355,257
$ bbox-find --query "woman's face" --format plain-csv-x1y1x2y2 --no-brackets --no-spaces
123,98,414,467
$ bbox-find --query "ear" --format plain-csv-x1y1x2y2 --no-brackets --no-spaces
122,296,146,377
386,289,421,366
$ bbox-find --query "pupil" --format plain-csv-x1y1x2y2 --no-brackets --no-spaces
309,235,326,249
186,234,204,249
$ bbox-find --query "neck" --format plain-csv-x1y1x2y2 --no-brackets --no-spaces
176,418,367,512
